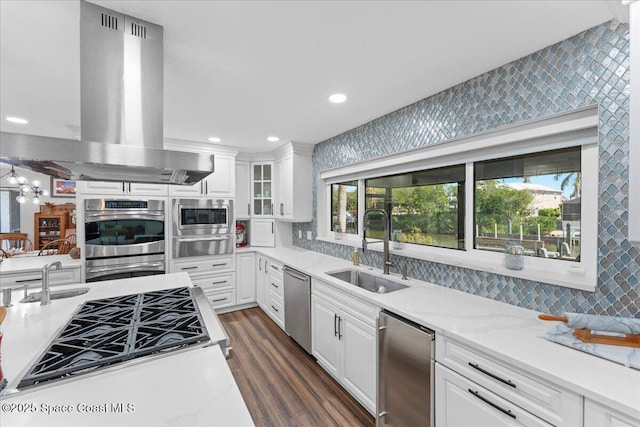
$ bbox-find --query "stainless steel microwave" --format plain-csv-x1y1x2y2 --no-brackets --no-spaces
172,199,234,258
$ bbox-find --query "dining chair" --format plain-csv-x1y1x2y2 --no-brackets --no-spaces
0,248,10,259
38,239,72,256
65,233,77,247
0,233,33,252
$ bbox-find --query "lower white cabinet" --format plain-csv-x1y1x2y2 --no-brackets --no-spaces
255,254,269,310
2,267,81,290
265,259,284,328
251,219,275,247
436,363,553,427
584,399,640,427
235,252,256,305
311,279,377,414
170,256,236,310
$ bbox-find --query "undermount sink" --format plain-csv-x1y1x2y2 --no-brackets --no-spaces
326,269,408,294
20,287,90,303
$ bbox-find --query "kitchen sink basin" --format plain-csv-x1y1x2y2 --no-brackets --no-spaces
20,287,90,303
326,269,408,294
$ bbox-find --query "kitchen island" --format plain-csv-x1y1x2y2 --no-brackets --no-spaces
0,273,253,427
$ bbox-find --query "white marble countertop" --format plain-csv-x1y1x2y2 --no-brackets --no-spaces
0,273,253,426
253,246,640,419
0,254,81,276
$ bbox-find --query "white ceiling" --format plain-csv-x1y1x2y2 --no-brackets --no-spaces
0,0,628,154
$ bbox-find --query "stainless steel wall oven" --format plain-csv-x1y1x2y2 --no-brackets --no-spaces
172,199,234,258
84,199,166,282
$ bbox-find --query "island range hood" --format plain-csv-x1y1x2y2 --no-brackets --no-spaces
0,1,214,185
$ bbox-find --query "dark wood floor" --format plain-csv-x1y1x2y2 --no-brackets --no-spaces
219,307,375,427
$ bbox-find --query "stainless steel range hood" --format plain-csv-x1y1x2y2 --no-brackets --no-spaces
0,1,214,185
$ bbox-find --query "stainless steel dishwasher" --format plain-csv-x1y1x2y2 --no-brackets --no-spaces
378,310,435,427
283,266,312,354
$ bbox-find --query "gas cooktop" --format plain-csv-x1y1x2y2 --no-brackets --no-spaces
18,287,210,389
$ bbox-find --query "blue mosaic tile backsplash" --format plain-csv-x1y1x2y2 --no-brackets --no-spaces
292,20,639,317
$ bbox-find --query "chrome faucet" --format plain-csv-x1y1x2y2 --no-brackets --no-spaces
362,208,393,275
41,261,62,305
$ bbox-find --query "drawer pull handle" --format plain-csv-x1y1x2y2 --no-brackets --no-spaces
212,297,227,303
468,389,516,419
211,281,227,285
334,314,338,336
15,278,42,283
271,283,279,288
271,305,279,312
181,266,198,271
271,265,279,271
211,263,227,267
468,363,516,388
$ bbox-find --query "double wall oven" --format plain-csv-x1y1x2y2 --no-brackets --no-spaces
84,199,166,282
172,199,234,258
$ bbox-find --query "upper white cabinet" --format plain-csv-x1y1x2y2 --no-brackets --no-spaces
274,142,313,222
235,161,251,219
251,162,274,216
77,181,168,196
169,153,235,198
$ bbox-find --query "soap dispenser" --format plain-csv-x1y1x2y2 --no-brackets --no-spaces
353,246,360,266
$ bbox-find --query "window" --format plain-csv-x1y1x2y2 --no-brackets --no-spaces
364,165,465,249
319,106,598,291
474,147,581,262
331,181,358,235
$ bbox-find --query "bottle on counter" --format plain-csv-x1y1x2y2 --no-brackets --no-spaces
353,246,360,266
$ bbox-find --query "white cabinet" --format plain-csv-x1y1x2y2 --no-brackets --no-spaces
436,363,553,427
311,279,377,414
169,154,235,198
251,218,275,247
435,335,582,427
265,259,284,329
77,181,168,196
235,161,251,219
255,254,269,310
274,142,313,222
170,255,236,310
251,162,274,216
584,399,640,427
235,252,256,304
1,266,81,290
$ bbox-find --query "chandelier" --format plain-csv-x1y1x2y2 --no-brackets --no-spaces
1,166,49,204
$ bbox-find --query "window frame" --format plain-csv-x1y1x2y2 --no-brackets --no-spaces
318,106,598,292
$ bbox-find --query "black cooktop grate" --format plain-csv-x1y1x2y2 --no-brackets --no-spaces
18,287,210,389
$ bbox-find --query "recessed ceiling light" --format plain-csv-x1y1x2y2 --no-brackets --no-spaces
267,136,280,142
5,116,28,124
328,93,347,103
208,136,222,143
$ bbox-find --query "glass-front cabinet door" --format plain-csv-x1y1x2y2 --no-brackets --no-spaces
251,162,274,216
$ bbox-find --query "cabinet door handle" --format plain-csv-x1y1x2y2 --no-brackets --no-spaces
205,181,209,194
338,316,343,340
271,305,279,312
271,265,279,271
128,183,132,193
15,278,42,283
122,183,126,193
468,363,516,388
271,222,274,234
467,389,516,419
271,282,278,288
248,203,250,215
280,203,284,215
334,314,338,336
259,259,263,271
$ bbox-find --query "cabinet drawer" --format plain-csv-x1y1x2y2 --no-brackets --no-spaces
203,288,236,310
172,256,234,275
268,292,284,328
268,273,283,298
436,363,553,427
50,268,81,286
436,336,582,427
268,260,283,280
312,278,378,326
191,271,235,291
1,268,80,288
